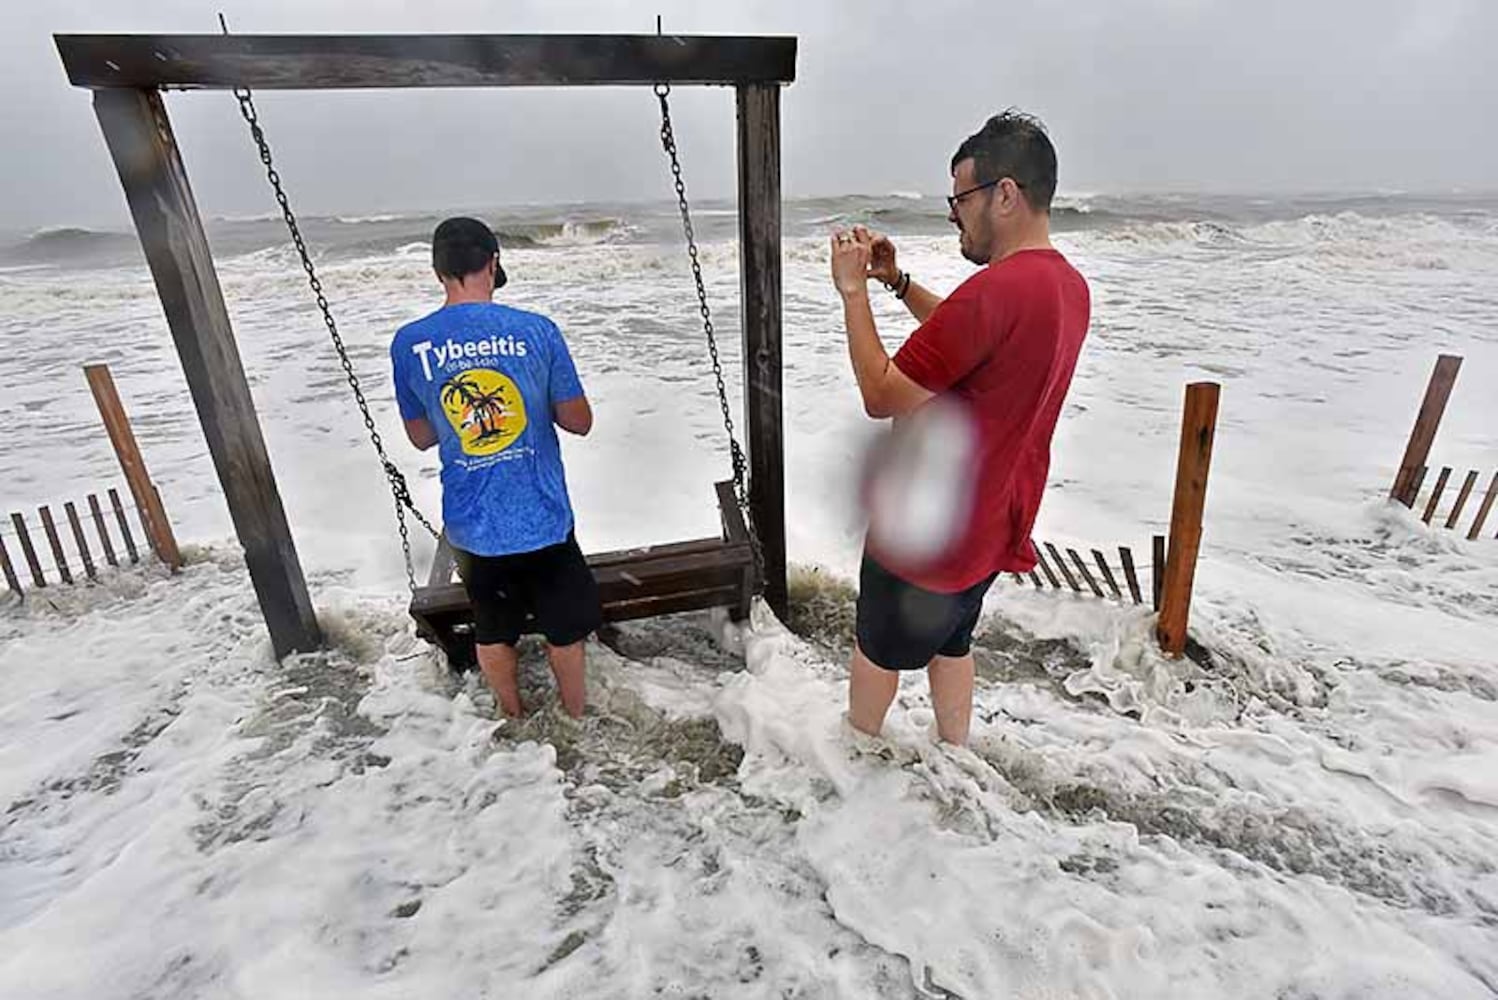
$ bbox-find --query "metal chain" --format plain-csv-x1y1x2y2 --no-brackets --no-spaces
228,86,438,594
653,84,765,586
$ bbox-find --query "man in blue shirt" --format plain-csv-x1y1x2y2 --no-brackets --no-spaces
391,217,600,719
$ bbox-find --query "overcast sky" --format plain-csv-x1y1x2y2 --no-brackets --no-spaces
2,0,1495,230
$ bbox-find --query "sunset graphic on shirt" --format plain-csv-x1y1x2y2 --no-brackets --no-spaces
439,369,528,456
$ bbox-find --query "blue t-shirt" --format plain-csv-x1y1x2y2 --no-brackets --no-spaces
390,302,585,557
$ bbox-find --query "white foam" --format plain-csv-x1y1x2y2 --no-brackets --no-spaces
2,199,1497,994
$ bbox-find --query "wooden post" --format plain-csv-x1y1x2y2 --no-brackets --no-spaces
1092,549,1124,600
11,513,46,587
84,364,181,569
1033,545,1063,589
1044,542,1081,592
736,82,787,621
88,494,119,567
1421,467,1452,525
65,502,97,581
0,532,21,596
1445,470,1480,531
1067,548,1105,598
1390,355,1462,507
109,488,139,564
1119,546,1144,605
1467,471,1498,541
39,506,72,586
1158,383,1221,657
92,88,319,657
1151,535,1165,610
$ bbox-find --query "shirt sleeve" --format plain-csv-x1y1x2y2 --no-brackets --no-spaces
390,336,427,421
546,321,585,405
891,281,995,394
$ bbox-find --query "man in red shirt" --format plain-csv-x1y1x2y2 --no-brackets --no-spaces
829,110,1091,745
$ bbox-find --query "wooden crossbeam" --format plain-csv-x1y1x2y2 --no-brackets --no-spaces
56,34,798,91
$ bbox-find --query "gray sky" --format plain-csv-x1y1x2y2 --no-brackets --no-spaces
3,0,1495,230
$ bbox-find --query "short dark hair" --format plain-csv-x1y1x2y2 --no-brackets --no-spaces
950,110,1057,213
432,217,498,281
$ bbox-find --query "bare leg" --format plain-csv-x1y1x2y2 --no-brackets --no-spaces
546,640,587,719
476,642,524,718
848,643,900,737
927,653,975,745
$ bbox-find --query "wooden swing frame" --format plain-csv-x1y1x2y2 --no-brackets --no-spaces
56,32,795,659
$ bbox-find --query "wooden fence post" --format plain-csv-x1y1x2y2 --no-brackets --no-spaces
84,364,182,570
39,506,72,586
1151,534,1165,611
1119,546,1144,605
1421,467,1452,524
88,493,119,567
10,513,45,588
1445,470,1480,531
1468,471,1498,541
1390,355,1462,507
65,502,97,581
1158,382,1221,657
0,532,21,596
108,488,139,564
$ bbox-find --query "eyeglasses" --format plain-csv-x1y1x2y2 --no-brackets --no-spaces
946,177,1021,211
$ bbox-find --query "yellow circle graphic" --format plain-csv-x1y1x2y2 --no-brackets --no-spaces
439,368,529,456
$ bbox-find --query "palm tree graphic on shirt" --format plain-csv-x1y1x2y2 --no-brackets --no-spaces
439,369,529,456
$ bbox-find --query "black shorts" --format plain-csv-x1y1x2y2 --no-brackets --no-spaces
855,554,997,672
455,532,603,648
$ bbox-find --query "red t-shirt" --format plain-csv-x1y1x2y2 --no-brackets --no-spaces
882,248,1090,592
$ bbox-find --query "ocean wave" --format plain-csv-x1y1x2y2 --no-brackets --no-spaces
24,226,130,248
211,212,283,224
495,218,629,248
334,213,407,225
